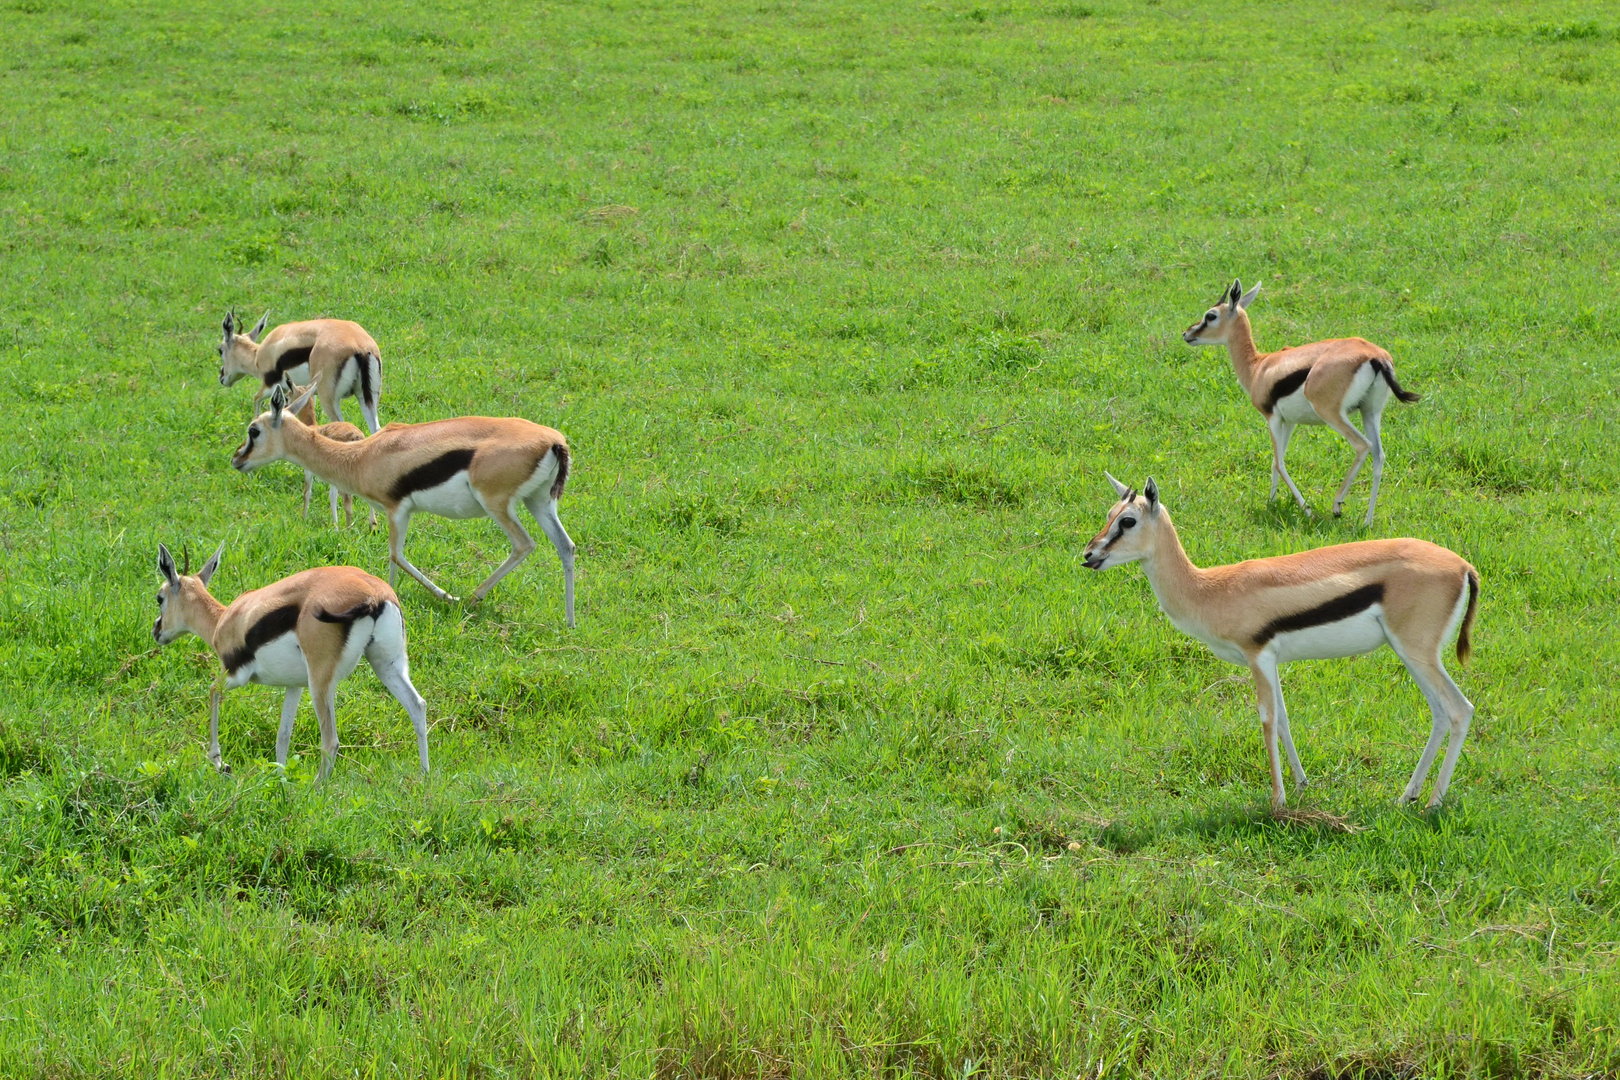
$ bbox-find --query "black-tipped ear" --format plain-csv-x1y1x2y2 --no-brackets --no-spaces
249,311,269,342
269,384,287,427
1143,477,1160,511
198,542,224,586
222,310,236,340
1228,280,1242,307
158,544,180,586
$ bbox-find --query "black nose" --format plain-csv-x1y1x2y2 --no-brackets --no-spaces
1083,554,1102,570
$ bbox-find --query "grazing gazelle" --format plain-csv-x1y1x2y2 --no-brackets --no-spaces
1182,279,1421,525
152,543,429,780
231,385,576,622
1084,473,1479,810
284,384,375,529
216,310,383,434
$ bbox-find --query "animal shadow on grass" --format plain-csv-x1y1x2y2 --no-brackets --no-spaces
1097,802,1363,855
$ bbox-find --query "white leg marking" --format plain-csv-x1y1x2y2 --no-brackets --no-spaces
303,470,314,518
329,484,343,528
528,494,577,628
276,685,303,766
208,684,229,774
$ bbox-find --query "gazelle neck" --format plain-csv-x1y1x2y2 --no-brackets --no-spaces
187,587,228,653
280,419,364,490
1137,515,1207,618
1223,312,1262,394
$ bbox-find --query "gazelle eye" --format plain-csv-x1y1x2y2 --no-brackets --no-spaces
1120,518,1136,529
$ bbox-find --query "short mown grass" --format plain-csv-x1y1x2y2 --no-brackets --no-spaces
1,0,1617,1075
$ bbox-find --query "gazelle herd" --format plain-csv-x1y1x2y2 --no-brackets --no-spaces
156,285,1479,810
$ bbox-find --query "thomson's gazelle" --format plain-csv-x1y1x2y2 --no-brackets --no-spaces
217,311,384,433
231,385,576,621
1183,280,1421,525
153,544,429,780
1084,474,1479,810
284,384,374,529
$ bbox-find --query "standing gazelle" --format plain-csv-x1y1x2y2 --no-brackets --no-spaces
1183,280,1421,525
1083,473,1479,810
152,543,429,780
216,310,383,434
231,385,576,622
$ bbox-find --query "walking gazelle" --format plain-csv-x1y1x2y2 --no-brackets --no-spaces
1084,474,1479,810
216,311,384,434
231,385,576,621
152,543,429,780
1182,280,1421,525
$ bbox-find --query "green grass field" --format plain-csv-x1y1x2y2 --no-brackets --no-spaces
2,0,1618,1074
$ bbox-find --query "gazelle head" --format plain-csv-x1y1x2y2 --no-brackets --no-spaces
217,309,269,387
1083,473,1166,570
153,542,224,644
231,384,303,472
1182,279,1261,346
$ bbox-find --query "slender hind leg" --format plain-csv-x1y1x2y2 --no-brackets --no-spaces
527,493,577,628
1361,408,1386,527
1268,417,1311,516
308,678,340,782
469,500,538,604
276,685,303,766
1326,411,1374,519
303,471,314,518
367,621,429,773
1388,630,1473,806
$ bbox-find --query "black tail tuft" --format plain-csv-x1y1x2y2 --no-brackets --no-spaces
353,352,378,409
1373,358,1421,403
316,600,388,626
550,443,570,500
1456,570,1479,665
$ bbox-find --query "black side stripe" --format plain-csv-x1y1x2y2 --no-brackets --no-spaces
220,603,301,674
1262,367,1311,415
389,448,476,502
1254,583,1384,647
315,600,388,648
262,345,314,386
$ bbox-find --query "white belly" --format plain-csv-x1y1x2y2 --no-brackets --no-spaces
1274,391,1321,425
405,474,485,518
1273,608,1388,662
283,362,312,387
232,633,309,688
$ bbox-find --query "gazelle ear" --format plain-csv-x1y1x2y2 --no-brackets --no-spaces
286,383,316,416
1227,280,1243,308
197,542,224,586
157,544,180,587
269,383,287,427
1238,281,1262,310
1104,471,1130,498
1143,477,1160,512
222,310,236,342
249,311,269,342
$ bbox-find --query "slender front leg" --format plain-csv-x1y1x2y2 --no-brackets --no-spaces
1249,659,1286,809
303,470,314,518
208,676,230,774
1257,654,1307,790
276,686,303,767
1267,417,1311,516
329,484,343,528
388,508,460,603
